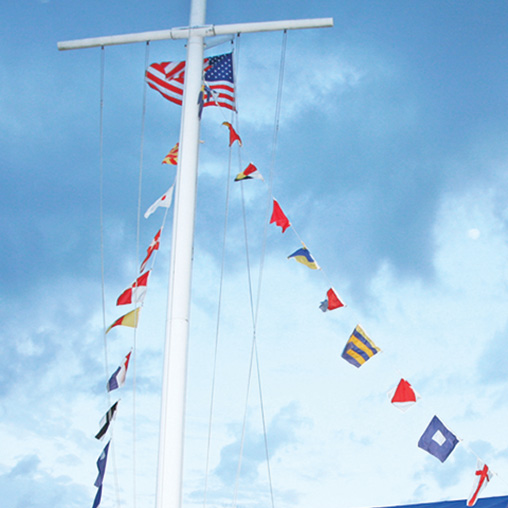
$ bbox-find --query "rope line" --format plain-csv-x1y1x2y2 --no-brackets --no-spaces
97,45,122,508
202,97,235,508
129,40,151,508
231,30,289,508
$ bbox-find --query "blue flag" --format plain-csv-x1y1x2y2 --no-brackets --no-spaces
94,441,110,488
418,415,459,462
92,485,103,508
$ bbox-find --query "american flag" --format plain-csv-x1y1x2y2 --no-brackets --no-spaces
146,52,235,111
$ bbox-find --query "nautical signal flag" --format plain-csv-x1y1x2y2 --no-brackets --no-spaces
92,485,103,508
288,246,319,270
140,229,161,272
319,288,345,311
235,163,263,182
389,378,420,412
94,441,110,488
95,401,119,440
341,325,380,368
117,272,150,306
106,308,140,334
418,415,459,463
144,185,174,219
146,52,235,110
162,143,179,165
107,351,132,392
270,199,290,233
467,460,493,506
222,121,242,146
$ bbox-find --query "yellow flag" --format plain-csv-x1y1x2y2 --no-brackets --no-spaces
106,308,141,334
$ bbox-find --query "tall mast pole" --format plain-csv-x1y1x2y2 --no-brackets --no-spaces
58,11,332,508
156,0,207,507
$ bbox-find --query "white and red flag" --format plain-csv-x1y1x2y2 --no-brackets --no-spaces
140,229,161,272
389,378,420,412
467,460,493,506
117,271,150,306
144,185,174,219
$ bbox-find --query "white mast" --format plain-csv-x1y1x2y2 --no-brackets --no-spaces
58,4,332,508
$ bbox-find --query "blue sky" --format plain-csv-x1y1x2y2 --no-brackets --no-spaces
3,1,508,508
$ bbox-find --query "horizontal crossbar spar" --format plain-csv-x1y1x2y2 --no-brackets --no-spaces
57,18,333,50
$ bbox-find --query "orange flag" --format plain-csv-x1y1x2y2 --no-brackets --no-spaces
162,143,179,165
270,199,290,233
222,121,242,147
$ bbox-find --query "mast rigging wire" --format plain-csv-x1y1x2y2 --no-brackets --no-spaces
98,45,122,508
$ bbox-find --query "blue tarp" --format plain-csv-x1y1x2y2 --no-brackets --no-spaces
376,496,508,508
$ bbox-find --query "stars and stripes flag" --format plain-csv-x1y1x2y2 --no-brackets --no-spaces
146,52,235,111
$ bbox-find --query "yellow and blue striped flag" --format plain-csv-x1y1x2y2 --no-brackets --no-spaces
341,325,380,368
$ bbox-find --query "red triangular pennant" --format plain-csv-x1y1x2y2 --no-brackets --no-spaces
270,199,290,233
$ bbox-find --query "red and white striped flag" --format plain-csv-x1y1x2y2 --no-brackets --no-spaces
146,52,235,111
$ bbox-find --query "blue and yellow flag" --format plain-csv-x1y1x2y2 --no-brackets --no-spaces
341,325,380,368
287,246,319,269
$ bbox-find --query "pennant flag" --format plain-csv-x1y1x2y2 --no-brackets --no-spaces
341,325,380,368
389,378,420,412
144,185,174,219
117,271,150,306
92,485,103,508
235,163,263,182
288,246,320,270
467,460,493,506
418,415,459,463
107,351,132,392
106,308,140,334
270,199,290,233
319,288,345,311
95,401,119,440
222,121,242,146
162,143,179,165
146,52,235,110
94,441,110,487
140,229,161,272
